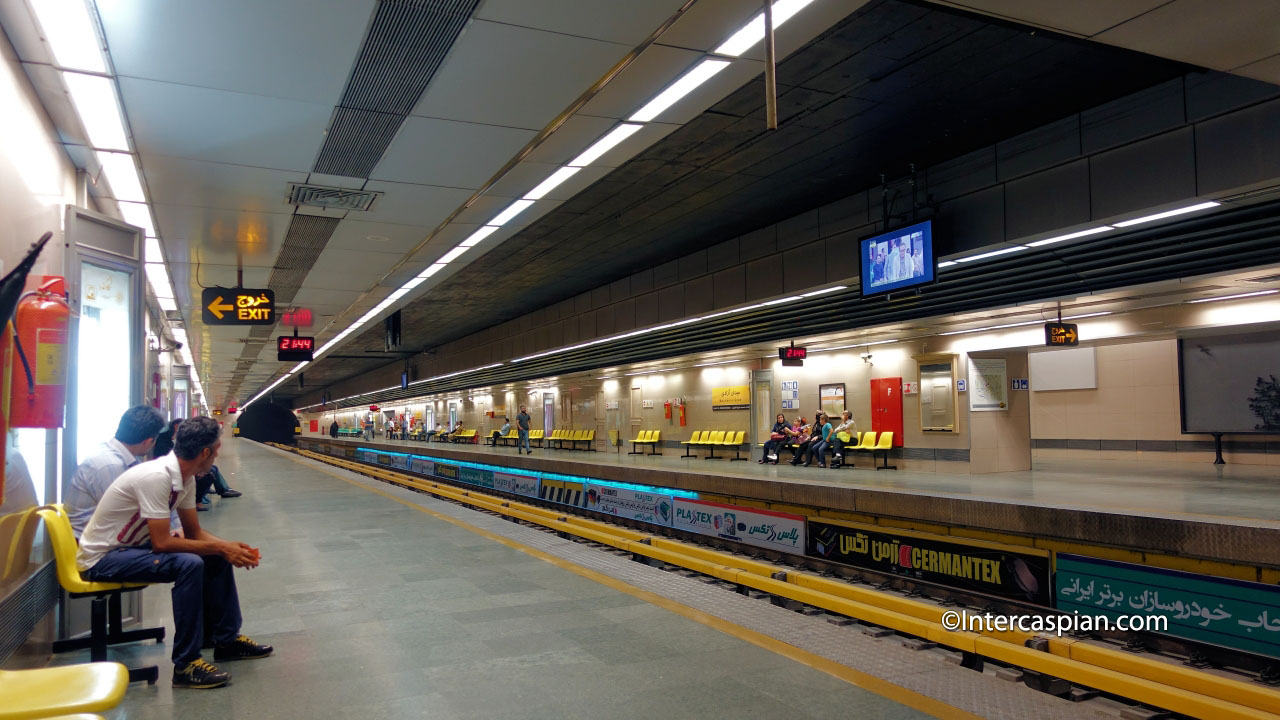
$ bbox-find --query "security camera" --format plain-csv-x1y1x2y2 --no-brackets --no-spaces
860,352,872,360
174,341,184,350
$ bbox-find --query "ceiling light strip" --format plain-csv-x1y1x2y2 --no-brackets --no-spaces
1186,290,1279,304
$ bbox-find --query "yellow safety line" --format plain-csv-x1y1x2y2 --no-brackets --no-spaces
273,445,1280,720
271,446,982,720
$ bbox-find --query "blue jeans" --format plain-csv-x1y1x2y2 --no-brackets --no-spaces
85,546,242,666
805,440,829,465
518,429,530,452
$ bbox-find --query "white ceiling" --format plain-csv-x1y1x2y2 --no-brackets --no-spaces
928,0,1280,84
67,0,881,408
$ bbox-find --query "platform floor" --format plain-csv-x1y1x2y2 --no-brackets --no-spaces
320,435,1280,526
48,437,1117,719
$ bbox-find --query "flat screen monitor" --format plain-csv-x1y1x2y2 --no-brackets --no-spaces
860,220,934,296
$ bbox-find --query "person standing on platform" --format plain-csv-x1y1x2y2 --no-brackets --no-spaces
329,419,338,438
66,405,167,536
362,415,373,441
515,406,532,455
77,416,271,689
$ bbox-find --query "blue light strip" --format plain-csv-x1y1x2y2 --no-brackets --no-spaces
356,447,698,499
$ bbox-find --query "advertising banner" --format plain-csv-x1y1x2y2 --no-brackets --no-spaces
711,385,750,410
583,482,673,525
1056,554,1280,660
673,498,804,553
459,466,494,489
434,463,458,481
390,454,409,470
408,456,435,476
807,519,1051,605
494,471,540,498
375,453,394,466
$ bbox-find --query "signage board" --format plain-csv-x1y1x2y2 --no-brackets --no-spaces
281,308,313,327
673,498,804,553
1045,322,1079,347
711,385,750,411
781,380,799,410
968,358,1008,411
277,336,315,362
494,471,540,498
434,463,458,481
201,287,275,326
583,482,674,525
459,466,495,489
807,518,1052,605
1056,554,1280,660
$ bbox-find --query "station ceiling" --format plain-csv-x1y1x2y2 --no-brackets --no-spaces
24,0,1274,408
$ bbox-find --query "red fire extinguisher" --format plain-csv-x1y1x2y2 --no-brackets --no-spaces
678,402,686,427
9,276,70,428
663,401,671,420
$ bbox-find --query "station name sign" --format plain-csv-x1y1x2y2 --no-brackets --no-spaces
277,336,315,362
202,287,275,326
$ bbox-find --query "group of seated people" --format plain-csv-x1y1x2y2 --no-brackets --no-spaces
759,410,857,468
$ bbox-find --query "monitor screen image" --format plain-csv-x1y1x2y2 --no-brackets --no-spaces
860,220,934,296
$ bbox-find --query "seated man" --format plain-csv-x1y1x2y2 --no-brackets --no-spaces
66,405,167,536
77,416,271,690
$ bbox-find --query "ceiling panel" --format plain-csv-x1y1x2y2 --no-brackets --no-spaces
141,155,304,213
96,0,376,104
474,0,689,45
325,219,431,255
357,180,474,226
301,245,399,292
576,44,707,120
152,206,290,266
1094,0,1280,72
521,114,621,166
119,78,332,171
929,0,1169,36
368,116,537,187
408,19,631,129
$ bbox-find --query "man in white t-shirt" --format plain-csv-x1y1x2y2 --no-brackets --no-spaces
77,416,269,690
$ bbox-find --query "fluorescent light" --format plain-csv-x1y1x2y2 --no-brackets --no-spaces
30,0,106,72
460,225,499,247
939,312,1112,336
800,285,846,298
937,261,957,268
762,295,803,306
626,368,671,376
523,167,582,200
714,0,816,57
811,339,897,353
1113,202,1219,228
693,359,739,367
438,246,469,263
418,263,447,278
291,362,309,373
568,123,643,167
953,246,1027,263
157,296,177,311
142,236,164,264
488,199,535,227
144,262,173,299
400,276,425,291
63,73,129,150
386,287,409,302
1025,226,1114,248
629,59,731,123
1187,290,1279,304
119,202,156,238
96,151,145,202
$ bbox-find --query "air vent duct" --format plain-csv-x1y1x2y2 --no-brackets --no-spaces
287,184,381,211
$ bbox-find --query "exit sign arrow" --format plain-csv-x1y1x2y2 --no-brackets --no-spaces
206,296,233,320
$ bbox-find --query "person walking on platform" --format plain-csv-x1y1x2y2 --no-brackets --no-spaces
516,406,532,454
77,416,271,689
66,405,167,536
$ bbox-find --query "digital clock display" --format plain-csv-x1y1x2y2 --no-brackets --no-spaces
277,336,315,361
778,346,807,360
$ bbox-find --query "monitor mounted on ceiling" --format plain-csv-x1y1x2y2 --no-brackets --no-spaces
859,220,935,297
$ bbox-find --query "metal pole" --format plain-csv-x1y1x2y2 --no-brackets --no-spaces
764,0,778,130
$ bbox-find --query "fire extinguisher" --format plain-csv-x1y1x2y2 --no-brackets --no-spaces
678,402,686,427
663,401,671,420
9,276,70,428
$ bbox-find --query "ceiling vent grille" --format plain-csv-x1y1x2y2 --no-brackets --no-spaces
287,184,381,211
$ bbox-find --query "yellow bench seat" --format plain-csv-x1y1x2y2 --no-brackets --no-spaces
0,662,127,720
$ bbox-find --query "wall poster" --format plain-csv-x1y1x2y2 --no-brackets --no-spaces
819,383,846,417
968,358,1008,411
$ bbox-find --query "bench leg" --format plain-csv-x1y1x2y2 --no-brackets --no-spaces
129,665,159,685
876,450,897,470
730,446,747,461
648,444,662,456
629,443,643,455
681,446,695,458
705,445,721,459
108,591,165,645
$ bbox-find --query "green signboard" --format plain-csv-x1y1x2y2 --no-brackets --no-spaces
1056,554,1280,660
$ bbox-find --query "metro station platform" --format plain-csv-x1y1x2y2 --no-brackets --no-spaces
53,437,1109,719
298,435,1280,571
